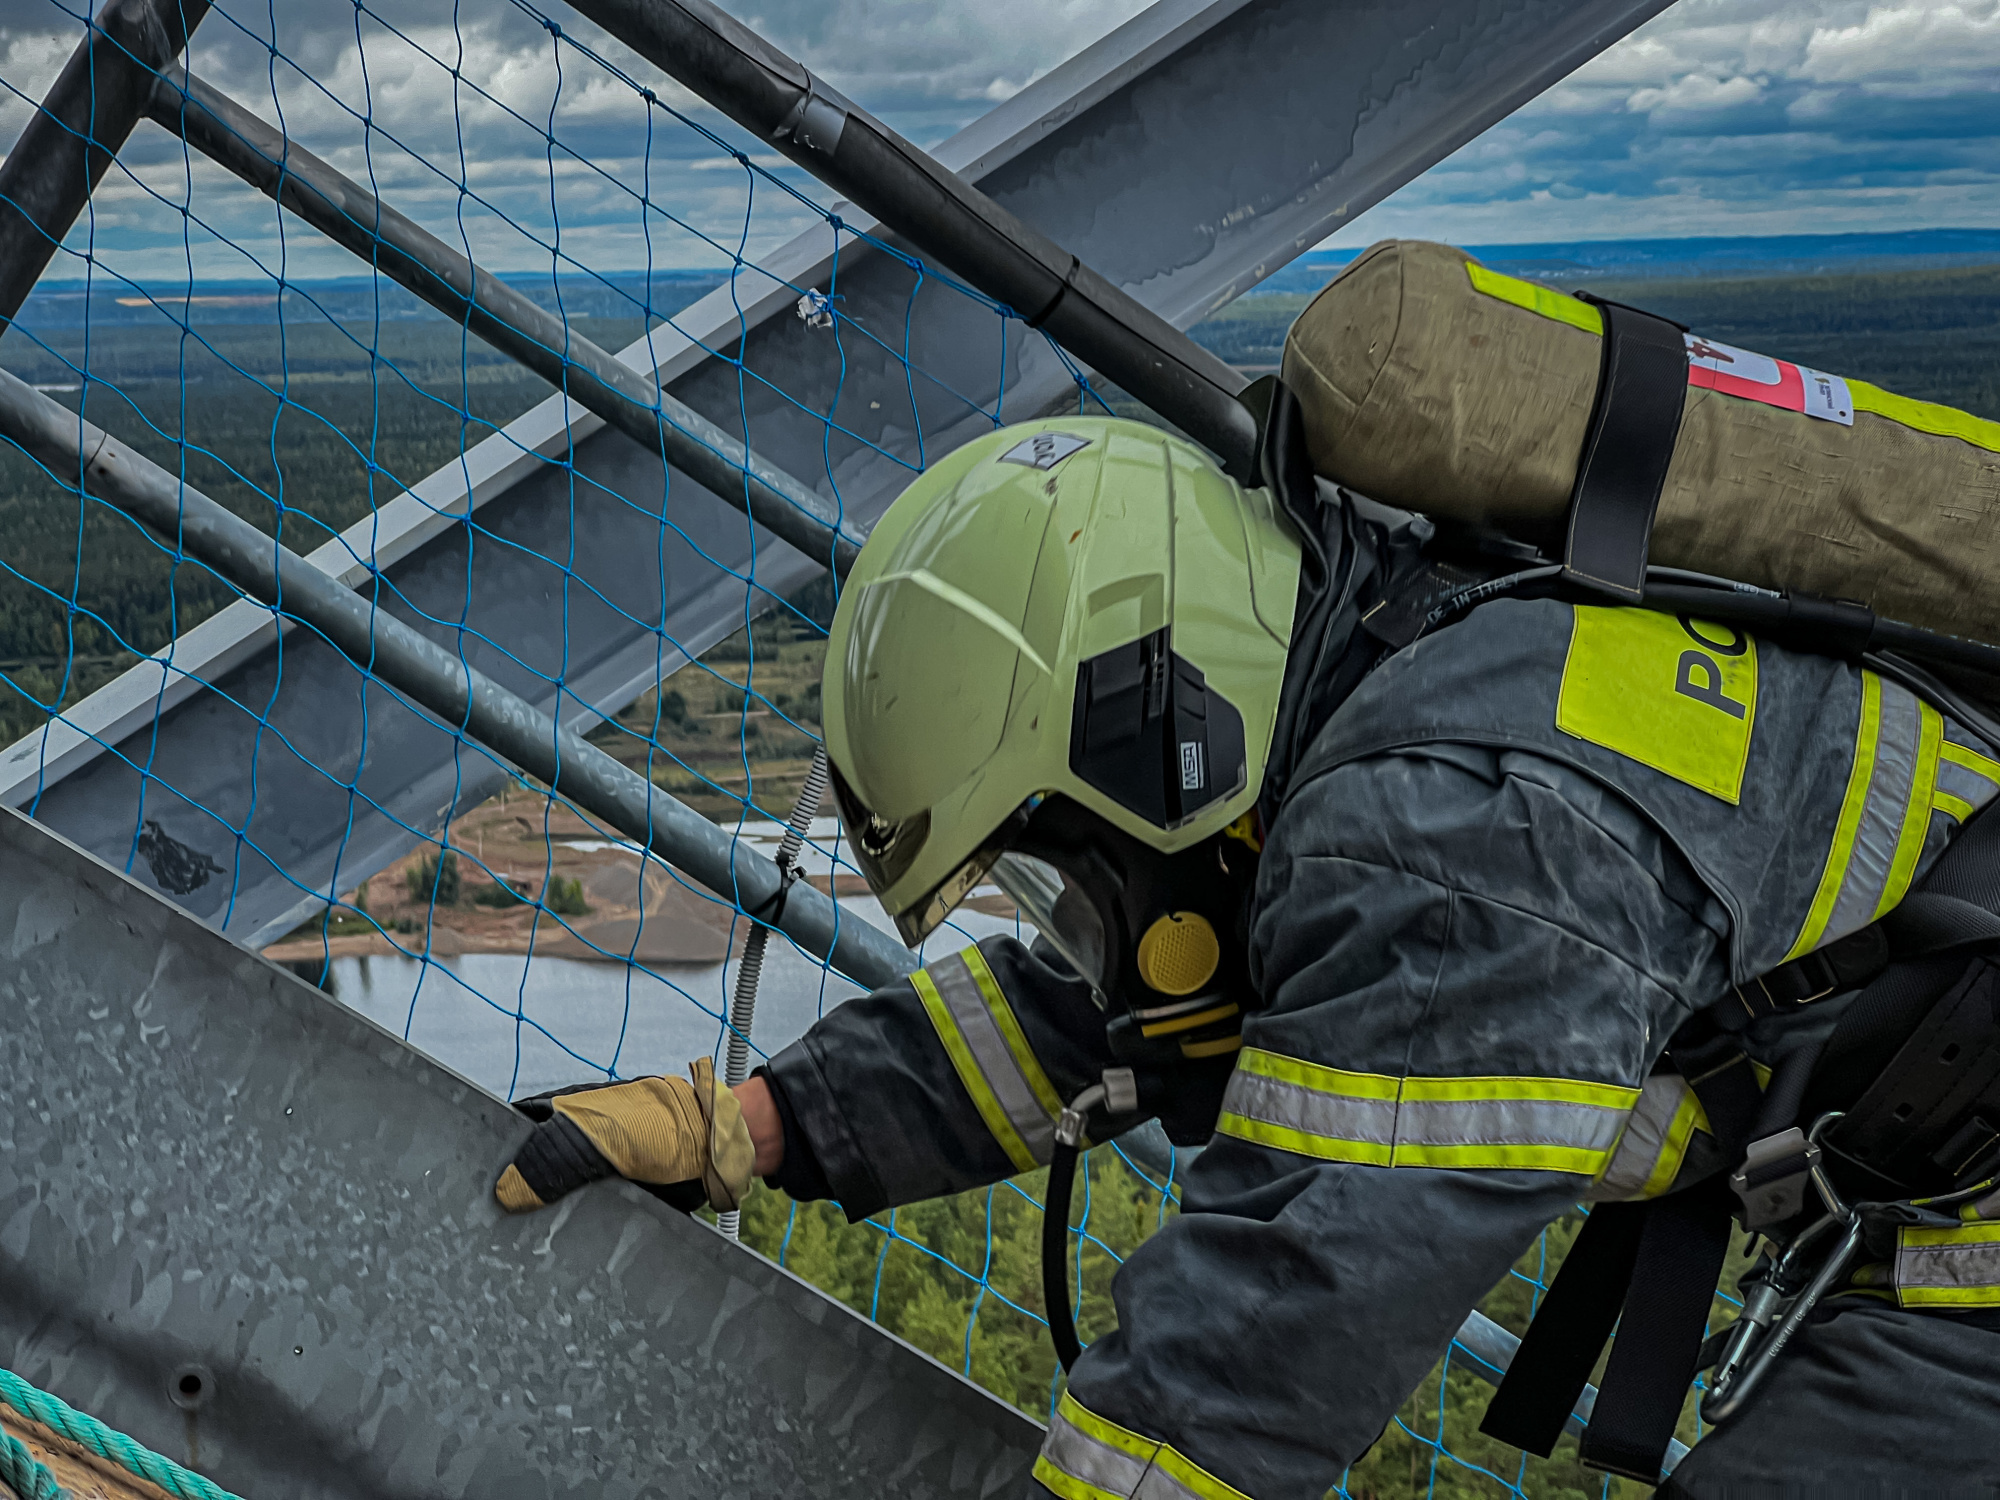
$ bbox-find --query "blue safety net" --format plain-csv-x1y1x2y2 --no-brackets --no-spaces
0,2,1721,1494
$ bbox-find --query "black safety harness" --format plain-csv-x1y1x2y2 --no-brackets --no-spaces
1325,292,2000,1481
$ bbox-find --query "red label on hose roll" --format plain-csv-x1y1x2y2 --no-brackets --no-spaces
1685,336,1854,426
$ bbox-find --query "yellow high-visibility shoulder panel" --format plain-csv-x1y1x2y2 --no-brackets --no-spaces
1557,606,1759,804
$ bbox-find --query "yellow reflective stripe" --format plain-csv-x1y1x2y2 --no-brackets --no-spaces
1593,1076,1710,1202
1640,1087,1708,1199
1140,1001,1240,1038
1235,1047,1400,1099
1033,1459,1125,1500
1466,262,1603,336
1393,1141,1616,1172
1879,699,1943,919
910,967,1038,1173
1056,1391,1157,1461
1219,1048,1637,1175
1787,672,1881,961
1179,1034,1243,1059
1943,740,2000,784
1399,1074,1638,1110
1897,1222,2000,1307
1217,1112,1394,1166
1937,789,1977,824
1151,1446,1258,1500
1036,1394,1255,1500
962,944,1065,1122
1852,380,2000,456
1902,1222,2000,1249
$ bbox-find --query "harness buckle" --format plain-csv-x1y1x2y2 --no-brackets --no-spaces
1734,954,1835,1018
1730,1127,1821,1231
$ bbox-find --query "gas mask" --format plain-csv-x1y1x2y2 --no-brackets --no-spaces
993,795,1256,1081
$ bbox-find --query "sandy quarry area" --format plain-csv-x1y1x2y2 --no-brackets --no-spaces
261,791,874,969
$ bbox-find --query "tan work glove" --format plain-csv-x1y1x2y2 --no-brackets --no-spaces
494,1057,755,1214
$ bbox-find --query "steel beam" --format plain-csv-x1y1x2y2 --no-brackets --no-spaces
149,66,860,577
0,801,1042,1498
0,364,915,989
565,0,1258,478
3,0,1679,959
0,0,210,330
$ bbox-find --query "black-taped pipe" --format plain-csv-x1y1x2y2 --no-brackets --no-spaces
0,0,212,332
563,0,1260,480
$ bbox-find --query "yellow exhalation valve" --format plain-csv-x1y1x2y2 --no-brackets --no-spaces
1135,912,1221,995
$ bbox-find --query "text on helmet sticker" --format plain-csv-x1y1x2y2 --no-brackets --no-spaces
998,432,1090,470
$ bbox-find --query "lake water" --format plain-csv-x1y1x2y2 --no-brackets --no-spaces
325,817,1030,1099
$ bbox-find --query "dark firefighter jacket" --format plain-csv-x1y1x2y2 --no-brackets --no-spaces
761,501,2000,1498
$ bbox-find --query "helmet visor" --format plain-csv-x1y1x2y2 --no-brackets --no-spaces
830,761,1010,946
991,851,1108,1009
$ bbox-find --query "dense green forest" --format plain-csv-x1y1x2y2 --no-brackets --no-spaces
2,263,1997,745
0,315,642,742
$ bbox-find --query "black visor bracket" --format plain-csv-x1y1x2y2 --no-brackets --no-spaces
1070,627,1246,829
1562,298,1690,602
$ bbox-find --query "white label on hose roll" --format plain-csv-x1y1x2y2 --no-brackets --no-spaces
1800,367,1855,425
1684,336,1854,427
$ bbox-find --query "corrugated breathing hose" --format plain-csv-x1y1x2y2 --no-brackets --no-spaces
717,745,831,1241
1041,1069,1137,1370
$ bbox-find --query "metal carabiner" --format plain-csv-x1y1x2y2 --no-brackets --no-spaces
1702,1113,1860,1425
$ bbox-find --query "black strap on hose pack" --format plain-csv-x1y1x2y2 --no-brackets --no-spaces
1480,1201,1647,1456
1577,1183,1734,1480
1483,1020,1757,1473
1562,298,1689,601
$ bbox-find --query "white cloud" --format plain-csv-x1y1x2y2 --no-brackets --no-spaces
1626,71,1766,114
1800,2,2000,89
1325,0,2000,247
0,0,1995,285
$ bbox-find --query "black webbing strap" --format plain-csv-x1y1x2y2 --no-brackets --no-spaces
1480,1201,1648,1456
1577,1182,1734,1480
1561,298,1689,601
1733,922,1890,1020
1482,1022,1760,1467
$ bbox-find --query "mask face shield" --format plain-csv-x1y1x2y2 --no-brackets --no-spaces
991,851,1109,1009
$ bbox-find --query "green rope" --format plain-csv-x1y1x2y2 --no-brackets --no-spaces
0,1368,243,1500
0,1425,62,1500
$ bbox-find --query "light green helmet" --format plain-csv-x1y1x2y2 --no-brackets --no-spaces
823,416,1302,947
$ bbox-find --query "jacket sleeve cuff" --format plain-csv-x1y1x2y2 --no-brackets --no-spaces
763,1037,891,1220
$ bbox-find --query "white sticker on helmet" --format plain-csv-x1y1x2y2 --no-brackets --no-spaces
1180,740,1206,792
998,432,1090,470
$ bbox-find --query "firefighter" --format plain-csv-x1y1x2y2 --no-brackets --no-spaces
495,410,2000,1496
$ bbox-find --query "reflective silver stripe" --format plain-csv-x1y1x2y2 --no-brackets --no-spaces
1939,737,2000,816
1395,1097,1629,1156
1827,677,1923,941
1135,1464,1211,1500
1590,1074,1693,1200
927,952,1057,1165
1038,1411,1150,1497
1218,1049,1637,1173
1219,1065,1398,1160
1896,1225,2000,1307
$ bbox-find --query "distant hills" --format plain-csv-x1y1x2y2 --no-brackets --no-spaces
1250,228,2000,295
9,267,732,331
11,228,1999,330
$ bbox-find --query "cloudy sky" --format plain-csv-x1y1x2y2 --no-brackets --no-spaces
0,0,1992,288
